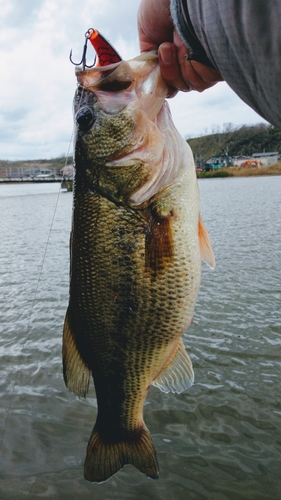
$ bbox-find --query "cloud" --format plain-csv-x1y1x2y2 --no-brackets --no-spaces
168,82,268,140
0,0,268,160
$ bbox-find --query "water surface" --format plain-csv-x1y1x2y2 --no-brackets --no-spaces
0,177,280,499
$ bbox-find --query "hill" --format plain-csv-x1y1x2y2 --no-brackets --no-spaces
187,123,281,165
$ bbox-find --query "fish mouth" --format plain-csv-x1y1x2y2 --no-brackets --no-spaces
72,28,166,120
73,28,133,92
76,60,134,93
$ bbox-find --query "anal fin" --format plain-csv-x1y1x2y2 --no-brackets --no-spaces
152,338,194,394
62,308,91,398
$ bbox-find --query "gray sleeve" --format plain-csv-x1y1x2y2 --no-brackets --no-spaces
170,0,281,128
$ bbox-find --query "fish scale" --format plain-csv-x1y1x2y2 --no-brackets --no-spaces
63,46,215,483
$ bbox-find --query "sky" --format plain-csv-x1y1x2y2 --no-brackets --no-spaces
0,0,269,161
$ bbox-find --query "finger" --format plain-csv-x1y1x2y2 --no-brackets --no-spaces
159,42,223,94
189,60,224,86
158,43,191,93
137,0,173,53
138,26,158,53
174,32,224,91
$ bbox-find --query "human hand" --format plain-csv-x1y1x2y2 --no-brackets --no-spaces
137,0,223,97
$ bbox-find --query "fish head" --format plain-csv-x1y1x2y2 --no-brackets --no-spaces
73,52,194,206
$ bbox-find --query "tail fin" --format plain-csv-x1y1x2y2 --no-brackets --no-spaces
84,425,159,483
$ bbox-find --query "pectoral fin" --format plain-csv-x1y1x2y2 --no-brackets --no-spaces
62,309,91,398
145,205,173,273
152,339,194,394
198,216,216,269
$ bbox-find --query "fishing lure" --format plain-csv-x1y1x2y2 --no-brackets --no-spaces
70,28,122,69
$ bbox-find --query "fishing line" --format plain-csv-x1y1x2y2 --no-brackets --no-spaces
0,81,88,450
0,122,77,452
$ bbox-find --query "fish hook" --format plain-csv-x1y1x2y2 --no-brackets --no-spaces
70,28,122,70
69,29,96,70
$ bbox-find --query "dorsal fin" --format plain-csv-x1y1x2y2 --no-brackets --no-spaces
198,216,216,269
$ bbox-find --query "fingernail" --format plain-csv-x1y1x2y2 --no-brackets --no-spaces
159,44,173,65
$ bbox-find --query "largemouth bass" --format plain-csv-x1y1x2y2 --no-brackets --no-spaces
63,30,215,483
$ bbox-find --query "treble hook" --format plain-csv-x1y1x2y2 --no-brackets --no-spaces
69,30,96,70
70,28,122,70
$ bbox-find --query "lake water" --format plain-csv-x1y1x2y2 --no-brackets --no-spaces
0,177,280,500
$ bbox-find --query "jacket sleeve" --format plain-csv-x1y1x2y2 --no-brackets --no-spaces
170,0,281,127
170,0,216,69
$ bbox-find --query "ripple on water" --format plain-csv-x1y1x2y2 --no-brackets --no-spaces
0,179,281,499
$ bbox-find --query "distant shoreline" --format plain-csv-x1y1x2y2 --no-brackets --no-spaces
1,163,281,184
197,163,281,178
0,179,62,185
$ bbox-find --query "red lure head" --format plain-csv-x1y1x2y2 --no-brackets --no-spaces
87,29,122,67
70,28,122,70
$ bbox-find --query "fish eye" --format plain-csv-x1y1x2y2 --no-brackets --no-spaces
76,105,96,131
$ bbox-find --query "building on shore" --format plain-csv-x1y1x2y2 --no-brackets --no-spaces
251,152,279,167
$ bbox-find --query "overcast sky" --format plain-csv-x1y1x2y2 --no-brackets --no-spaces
0,0,269,161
